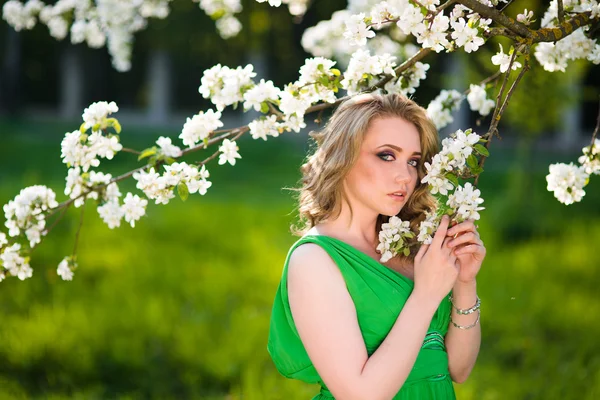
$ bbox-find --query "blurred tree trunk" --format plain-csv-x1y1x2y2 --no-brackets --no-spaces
60,46,84,119
2,28,22,116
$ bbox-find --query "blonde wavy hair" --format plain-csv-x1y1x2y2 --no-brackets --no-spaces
290,92,441,261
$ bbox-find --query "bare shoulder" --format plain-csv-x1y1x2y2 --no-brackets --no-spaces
286,241,368,398
287,241,344,285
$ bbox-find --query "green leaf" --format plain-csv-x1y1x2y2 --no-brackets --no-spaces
473,144,489,156
331,68,341,76
165,157,176,165
138,147,157,162
319,76,330,86
79,122,87,133
260,102,270,114
467,154,479,169
177,182,189,201
203,137,209,149
403,247,410,257
446,173,459,187
106,118,122,134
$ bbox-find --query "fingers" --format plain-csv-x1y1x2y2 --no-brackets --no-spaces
415,242,429,262
432,215,451,249
454,243,486,257
447,219,479,238
445,232,481,249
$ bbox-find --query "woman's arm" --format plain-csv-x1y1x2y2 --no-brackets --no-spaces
445,279,481,383
288,243,440,400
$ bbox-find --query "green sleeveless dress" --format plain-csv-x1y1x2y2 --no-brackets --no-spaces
267,235,456,399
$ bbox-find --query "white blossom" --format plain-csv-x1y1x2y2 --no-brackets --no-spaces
1,243,32,280
341,49,396,95
121,192,148,228
491,43,522,73
426,89,463,130
199,64,256,111
249,115,280,141
517,9,534,25
3,185,58,248
578,139,600,175
179,109,224,148
218,139,242,166
97,200,124,229
156,136,182,158
344,13,375,47
467,84,495,116
446,182,485,221
57,257,75,281
243,79,281,112
376,216,414,262
546,162,589,205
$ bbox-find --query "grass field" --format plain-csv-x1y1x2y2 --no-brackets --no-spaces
0,117,599,399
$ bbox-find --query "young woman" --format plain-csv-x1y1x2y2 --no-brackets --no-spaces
267,93,485,400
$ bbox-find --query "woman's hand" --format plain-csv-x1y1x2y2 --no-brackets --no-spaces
414,215,459,305
445,219,486,284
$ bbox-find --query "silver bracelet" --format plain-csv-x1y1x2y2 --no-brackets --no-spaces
449,294,481,315
451,309,480,330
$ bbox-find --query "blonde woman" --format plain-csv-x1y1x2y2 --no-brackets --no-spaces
267,93,486,400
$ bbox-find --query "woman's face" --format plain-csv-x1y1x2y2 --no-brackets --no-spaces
343,116,422,217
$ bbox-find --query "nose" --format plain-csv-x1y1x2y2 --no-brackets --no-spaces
394,162,412,184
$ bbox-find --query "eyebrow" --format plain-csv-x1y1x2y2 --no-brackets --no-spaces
377,144,422,156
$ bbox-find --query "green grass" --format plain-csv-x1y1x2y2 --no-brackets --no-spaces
0,118,599,399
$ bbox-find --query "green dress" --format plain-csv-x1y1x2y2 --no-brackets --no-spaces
267,235,456,400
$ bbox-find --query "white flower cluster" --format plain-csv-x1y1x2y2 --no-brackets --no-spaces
156,136,182,158
61,101,123,172
341,1,491,55
65,168,120,208
1,241,32,281
133,162,212,205
255,0,310,16
467,84,495,116
426,89,463,130
384,61,430,96
243,79,281,112
546,162,589,205
546,139,599,205
57,256,76,281
301,10,355,61
180,109,224,148
447,182,485,221
417,209,438,245
199,64,257,112
422,129,483,194
194,0,242,39
2,0,173,71
341,49,397,95
3,185,59,248
376,216,414,262
578,139,600,175
534,0,600,72
97,192,148,229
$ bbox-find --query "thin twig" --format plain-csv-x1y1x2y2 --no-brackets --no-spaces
557,0,565,24
196,127,249,166
72,203,85,256
43,202,71,238
121,147,141,155
587,96,600,154
473,52,530,187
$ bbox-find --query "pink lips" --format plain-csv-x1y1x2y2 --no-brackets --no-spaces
388,193,405,201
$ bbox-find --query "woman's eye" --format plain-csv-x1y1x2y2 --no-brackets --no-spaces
409,159,420,167
378,152,395,162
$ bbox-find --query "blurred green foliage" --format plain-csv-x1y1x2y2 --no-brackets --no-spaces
1,117,599,399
